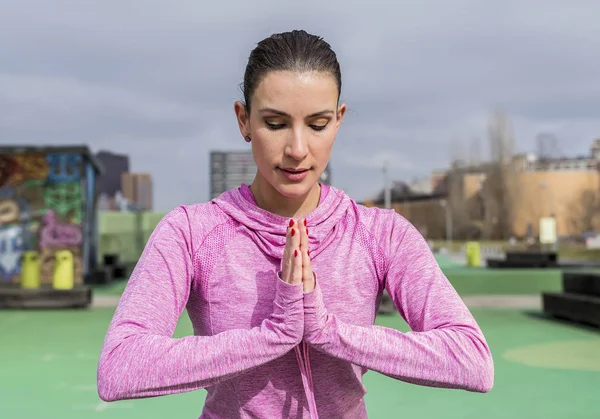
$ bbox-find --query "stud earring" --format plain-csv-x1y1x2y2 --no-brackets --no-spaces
244,135,251,143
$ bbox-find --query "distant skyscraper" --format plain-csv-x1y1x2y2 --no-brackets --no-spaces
210,151,257,199
209,150,332,200
121,173,153,210
95,151,130,197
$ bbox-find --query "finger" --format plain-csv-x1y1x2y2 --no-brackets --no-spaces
283,219,296,283
302,220,315,292
299,218,308,257
291,220,302,285
302,252,314,292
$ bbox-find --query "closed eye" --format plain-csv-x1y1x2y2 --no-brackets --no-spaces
265,122,286,130
265,121,329,131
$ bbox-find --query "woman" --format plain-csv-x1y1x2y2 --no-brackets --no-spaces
97,30,494,418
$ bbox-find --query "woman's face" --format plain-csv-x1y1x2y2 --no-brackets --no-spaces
235,70,346,198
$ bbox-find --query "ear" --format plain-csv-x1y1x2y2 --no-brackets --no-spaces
335,103,347,131
234,101,251,136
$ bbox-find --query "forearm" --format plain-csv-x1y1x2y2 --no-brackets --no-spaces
303,285,494,392
98,280,303,401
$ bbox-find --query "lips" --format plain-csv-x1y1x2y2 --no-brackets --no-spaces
280,168,308,173
278,167,310,181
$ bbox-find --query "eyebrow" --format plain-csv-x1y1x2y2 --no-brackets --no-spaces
258,108,335,118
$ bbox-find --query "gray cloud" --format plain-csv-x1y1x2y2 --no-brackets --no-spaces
1,0,599,210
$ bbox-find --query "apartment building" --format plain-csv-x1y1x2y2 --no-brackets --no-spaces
121,172,153,211
366,138,600,239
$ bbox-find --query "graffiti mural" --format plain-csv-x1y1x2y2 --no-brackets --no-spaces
47,153,82,183
43,182,82,223
10,153,49,185
0,156,17,189
0,200,20,225
0,146,98,288
0,225,24,282
15,180,45,213
39,209,82,248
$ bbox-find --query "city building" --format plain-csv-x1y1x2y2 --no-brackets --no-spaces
408,177,433,194
209,150,332,200
95,151,130,210
365,137,600,240
210,151,257,200
121,173,153,211
511,138,600,172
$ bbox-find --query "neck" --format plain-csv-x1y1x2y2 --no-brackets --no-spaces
250,174,321,219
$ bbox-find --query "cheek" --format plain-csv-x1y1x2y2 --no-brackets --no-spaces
251,134,279,164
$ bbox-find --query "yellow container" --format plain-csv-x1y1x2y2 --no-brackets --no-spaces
53,250,74,290
21,251,41,289
465,242,481,267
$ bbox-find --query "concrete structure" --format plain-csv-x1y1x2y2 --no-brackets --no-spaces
0,145,103,285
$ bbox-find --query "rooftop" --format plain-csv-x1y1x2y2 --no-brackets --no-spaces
0,144,104,174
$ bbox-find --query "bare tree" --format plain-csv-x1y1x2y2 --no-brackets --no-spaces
449,136,466,167
568,189,600,234
443,137,483,240
482,109,518,240
469,136,482,167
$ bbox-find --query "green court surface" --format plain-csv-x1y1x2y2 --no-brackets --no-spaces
93,264,566,298
1,307,599,418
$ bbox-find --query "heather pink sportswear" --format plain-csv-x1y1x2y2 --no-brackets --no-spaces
97,184,494,418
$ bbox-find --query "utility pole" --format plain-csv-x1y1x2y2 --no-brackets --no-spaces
440,199,453,244
383,162,391,209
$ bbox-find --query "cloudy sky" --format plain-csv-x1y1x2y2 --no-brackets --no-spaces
1,0,599,211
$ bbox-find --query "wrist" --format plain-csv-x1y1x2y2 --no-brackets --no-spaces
303,277,329,345
271,272,304,342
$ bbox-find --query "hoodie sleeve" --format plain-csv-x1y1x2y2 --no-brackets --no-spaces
97,206,304,402
303,213,494,392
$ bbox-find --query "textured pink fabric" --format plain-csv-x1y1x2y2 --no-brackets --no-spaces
97,184,494,418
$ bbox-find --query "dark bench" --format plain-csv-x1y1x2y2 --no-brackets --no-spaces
543,272,600,328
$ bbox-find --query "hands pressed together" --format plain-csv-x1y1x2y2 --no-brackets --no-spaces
274,217,330,347
281,218,315,293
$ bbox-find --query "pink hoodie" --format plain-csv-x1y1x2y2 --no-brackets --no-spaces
97,184,494,418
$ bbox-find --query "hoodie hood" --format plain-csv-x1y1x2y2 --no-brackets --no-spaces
211,184,352,260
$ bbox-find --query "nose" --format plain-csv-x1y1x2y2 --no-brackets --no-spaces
284,128,309,161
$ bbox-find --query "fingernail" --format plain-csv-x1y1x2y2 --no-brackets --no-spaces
306,227,308,235
307,250,311,256
304,219,307,226
291,229,296,236
294,249,298,257
289,219,294,227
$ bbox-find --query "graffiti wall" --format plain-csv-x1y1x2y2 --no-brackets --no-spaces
0,152,85,285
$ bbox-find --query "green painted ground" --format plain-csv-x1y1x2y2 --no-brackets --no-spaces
1,307,599,418
93,264,565,297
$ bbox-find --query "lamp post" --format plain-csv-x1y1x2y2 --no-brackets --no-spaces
540,181,558,251
382,162,391,209
440,199,452,244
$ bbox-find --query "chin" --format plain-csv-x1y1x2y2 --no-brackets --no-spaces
271,176,316,198
274,183,313,198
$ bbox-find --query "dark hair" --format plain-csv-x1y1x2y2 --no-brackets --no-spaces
242,30,342,113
